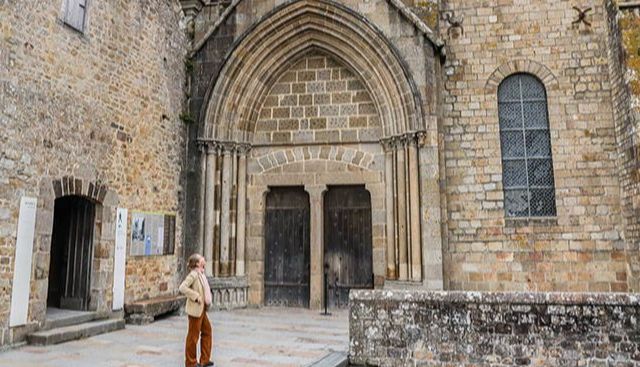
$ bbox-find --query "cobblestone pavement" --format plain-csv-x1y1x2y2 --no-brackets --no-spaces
0,307,348,367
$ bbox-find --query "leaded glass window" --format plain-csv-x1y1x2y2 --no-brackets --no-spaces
498,73,556,217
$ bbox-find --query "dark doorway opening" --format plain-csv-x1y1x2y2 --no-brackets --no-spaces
324,185,373,308
48,195,96,311
264,187,310,307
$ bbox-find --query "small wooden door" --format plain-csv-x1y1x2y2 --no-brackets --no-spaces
264,187,310,307
48,196,96,311
324,185,373,308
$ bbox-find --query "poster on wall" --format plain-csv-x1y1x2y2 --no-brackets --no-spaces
9,197,37,327
129,211,175,256
113,208,127,311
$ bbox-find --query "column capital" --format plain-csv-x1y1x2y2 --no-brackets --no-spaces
304,184,327,198
397,134,412,146
381,131,429,150
197,143,207,154
197,140,221,154
380,137,395,152
416,130,432,148
219,141,236,154
405,132,419,147
235,143,252,155
206,142,220,155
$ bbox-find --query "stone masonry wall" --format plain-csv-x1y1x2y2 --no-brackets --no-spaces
440,0,629,292
350,289,640,366
609,2,640,293
254,52,381,145
0,0,188,346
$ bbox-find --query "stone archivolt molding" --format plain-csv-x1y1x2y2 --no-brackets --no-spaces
252,146,376,175
200,0,425,143
485,59,559,93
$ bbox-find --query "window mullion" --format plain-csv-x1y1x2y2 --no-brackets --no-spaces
517,76,532,217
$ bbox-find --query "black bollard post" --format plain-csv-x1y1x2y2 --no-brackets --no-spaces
321,262,331,316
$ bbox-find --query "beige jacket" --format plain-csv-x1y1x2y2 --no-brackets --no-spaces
179,270,206,317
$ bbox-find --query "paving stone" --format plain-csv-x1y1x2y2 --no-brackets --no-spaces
0,307,348,367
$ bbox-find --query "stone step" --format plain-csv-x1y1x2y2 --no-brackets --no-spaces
306,351,348,367
28,319,125,346
44,311,99,330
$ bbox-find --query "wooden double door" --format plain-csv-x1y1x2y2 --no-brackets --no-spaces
264,185,373,308
324,186,373,308
264,187,311,307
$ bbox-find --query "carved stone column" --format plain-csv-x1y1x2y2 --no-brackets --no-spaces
381,138,396,279
219,143,234,276
197,143,206,257
305,185,327,310
396,136,409,281
235,144,249,276
203,143,217,276
230,144,238,275
407,134,422,281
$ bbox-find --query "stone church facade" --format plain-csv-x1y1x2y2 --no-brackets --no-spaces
0,0,189,346
1,0,639,348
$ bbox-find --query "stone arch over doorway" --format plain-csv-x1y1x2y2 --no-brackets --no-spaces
195,0,442,310
29,176,119,327
199,0,426,142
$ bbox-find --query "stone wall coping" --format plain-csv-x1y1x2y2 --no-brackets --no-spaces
124,294,186,312
350,289,640,306
208,275,249,289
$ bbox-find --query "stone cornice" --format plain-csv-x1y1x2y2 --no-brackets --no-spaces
179,0,205,18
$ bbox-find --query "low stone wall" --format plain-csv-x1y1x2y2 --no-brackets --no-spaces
208,276,248,310
349,290,640,366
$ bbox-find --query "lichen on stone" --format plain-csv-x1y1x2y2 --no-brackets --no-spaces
413,0,439,30
620,10,640,109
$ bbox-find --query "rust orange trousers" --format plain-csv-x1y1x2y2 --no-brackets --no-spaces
185,308,212,367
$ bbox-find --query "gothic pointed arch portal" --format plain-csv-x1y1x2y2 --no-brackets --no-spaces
196,0,439,309
200,0,425,142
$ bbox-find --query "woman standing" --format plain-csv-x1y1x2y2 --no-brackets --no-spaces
179,253,214,367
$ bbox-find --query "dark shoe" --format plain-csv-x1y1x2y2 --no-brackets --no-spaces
201,362,214,367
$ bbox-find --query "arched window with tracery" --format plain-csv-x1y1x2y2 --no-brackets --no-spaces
498,73,556,217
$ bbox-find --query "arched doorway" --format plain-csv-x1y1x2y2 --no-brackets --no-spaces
324,185,373,308
195,0,438,308
47,195,96,311
264,187,310,307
